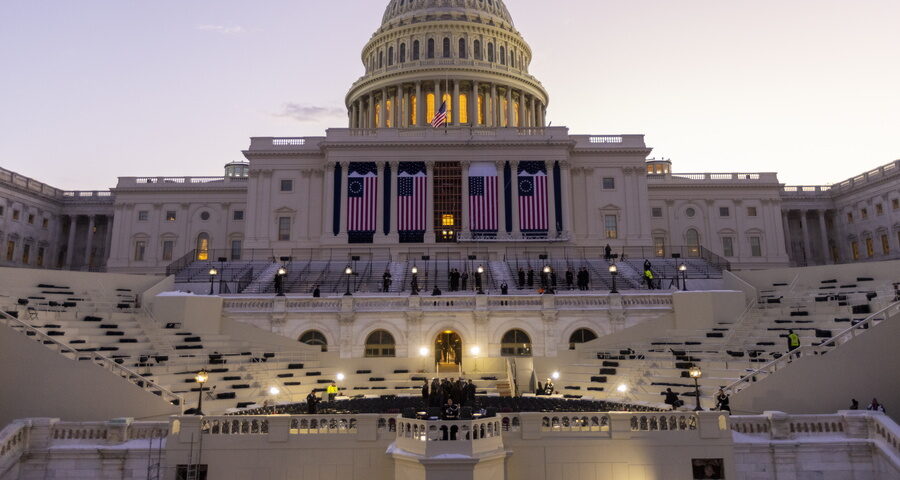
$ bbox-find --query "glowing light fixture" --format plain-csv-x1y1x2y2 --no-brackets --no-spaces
616,383,629,393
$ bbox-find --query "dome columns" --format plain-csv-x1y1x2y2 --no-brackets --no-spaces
348,80,546,129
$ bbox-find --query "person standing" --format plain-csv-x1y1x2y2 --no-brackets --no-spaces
421,380,430,403
461,271,469,291
715,388,731,413
787,330,801,358
849,398,859,410
664,388,682,410
565,268,574,290
306,391,319,414
517,268,526,289
604,244,612,261
326,382,339,402
526,268,534,288
868,398,886,413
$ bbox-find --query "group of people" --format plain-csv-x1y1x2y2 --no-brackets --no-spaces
447,269,470,292
304,382,340,414
423,377,478,419
849,398,887,413
536,378,556,396
662,387,732,413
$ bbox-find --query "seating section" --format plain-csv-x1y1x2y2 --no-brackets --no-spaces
549,271,899,410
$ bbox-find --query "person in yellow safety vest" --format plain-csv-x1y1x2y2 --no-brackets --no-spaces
644,269,655,290
787,330,801,358
326,382,339,402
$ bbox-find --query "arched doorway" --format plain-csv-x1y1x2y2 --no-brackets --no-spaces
196,233,210,261
435,330,462,366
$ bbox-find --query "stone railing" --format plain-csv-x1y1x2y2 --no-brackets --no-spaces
394,417,504,456
571,135,647,150
116,176,249,188
0,420,29,476
0,310,184,409
60,190,114,204
222,293,675,315
649,172,779,183
724,301,900,396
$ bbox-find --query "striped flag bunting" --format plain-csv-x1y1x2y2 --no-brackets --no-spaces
468,163,498,231
518,161,548,231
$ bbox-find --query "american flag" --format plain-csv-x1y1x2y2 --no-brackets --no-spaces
468,163,498,231
518,161,548,231
431,101,447,128
398,161,427,232
347,162,377,232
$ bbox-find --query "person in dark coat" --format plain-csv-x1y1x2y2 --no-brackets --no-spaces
715,388,731,413
443,398,460,420
449,269,459,291
664,388,681,410
312,285,321,297
604,244,613,260
527,268,534,287
565,268,574,290
583,268,591,290
550,271,558,288
382,271,392,292
500,282,509,295
422,381,430,403
430,378,442,407
461,271,469,291
432,285,442,296
517,268,526,289
306,391,319,414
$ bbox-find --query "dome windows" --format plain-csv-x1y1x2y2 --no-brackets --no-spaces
474,40,482,60
458,38,467,59
399,43,406,63
442,37,451,58
378,51,384,69
388,46,394,66
412,40,420,60
488,43,495,62
499,46,506,65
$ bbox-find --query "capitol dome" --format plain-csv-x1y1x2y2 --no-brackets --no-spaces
345,0,548,129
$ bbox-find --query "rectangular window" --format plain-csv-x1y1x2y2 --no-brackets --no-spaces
233,210,244,221
166,211,177,221
176,465,208,480
722,237,734,257
231,240,242,260
6,241,14,261
36,247,44,267
278,217,291,241
0,205,4,216
876,204,884,216
749,236,762,257
893,198,900,210
719,207,730,217
42,218,49,229
138,211,149,221
851,241,860,260
12,210,20,221
280,180,293,192
847,213,854,223
604,215,618,239
21,244,30,264
747,207,758,217
651,207,663,218
654,237,666,257
866,237,874,258
602,178,615,190
861,208,868,220
27,214,34,224
881,234,890,255
161,241,174,261
134,241,146,261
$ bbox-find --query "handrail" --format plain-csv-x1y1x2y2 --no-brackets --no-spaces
724,301,900,396
0,309,185,410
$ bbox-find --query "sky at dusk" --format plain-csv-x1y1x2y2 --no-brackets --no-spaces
1,0,898,190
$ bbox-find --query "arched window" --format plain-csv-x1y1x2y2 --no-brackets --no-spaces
388,46,394,66
474,40,482,60
499,46,506,65
196,233,210,261
501,329,532,357
299,330,328,352
487,43,495,62
686,229,701,257
510,49,516,68
442,37,451,58
378,51,384,69
399,43,406,63
413,40,420,60
568,328,598,350
458,38,467,59
427,39,435,59
365,330,396,357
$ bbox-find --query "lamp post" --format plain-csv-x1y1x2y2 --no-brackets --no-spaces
476,265,484,294
410,266,419,295
608,264,619,294
679,264,688,291
470,346,480,373
689,365,703,411
344,265,353,296
275,266,287,296
208,268,218,295
194,370,209,415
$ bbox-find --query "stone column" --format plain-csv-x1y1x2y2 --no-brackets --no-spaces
510,161,521,236
64,215,77,269
375,162,386,241
380,88,388,128
388,161,399,241
529,95,536,128
434,80,442,122
322,163,335,239
799,210,813,265
559,162,574,237
781,211,792,262
339,161,349,241
470,81,479,126
490,83,497,127
84,215,96,269
506,87,513,127
103,215,114,267
452,80,460,126
425,162,435,243
818,210,831,264
369,91,376,128
461,161,470,236
415,81,424,126
546,162,558,236
496,161,507,235
395,85,403,128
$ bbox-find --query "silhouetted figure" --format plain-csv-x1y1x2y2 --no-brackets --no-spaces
517,268,525,289
500,282,509,295
306,392,319,414
664,388,682,410
312,285,321,297
461,271,469,291
382,271,392,292
565,268,574,290
527,268,534,287
604,244,613,260
715,389,731,413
